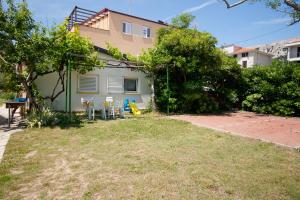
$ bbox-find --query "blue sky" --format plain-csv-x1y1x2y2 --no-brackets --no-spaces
26,0,300,47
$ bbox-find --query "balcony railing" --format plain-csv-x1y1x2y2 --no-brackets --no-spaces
67,6,98,30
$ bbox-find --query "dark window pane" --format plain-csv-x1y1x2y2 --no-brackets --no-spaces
124,79,137,92
147,28,151,38
123,23,126,33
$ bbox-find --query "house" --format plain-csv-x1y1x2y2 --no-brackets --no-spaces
73,7,167,55
284,39,300,63
222,44,273,68
36,7,167,111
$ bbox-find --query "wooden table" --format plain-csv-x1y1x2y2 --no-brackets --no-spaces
5,101,26,128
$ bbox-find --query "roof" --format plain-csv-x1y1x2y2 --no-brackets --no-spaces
233,48,256,54
82,8,168,26
284,39,300,47
233,47,273,56
221,44,241,49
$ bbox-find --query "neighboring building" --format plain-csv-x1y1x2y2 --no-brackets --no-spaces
222,45,273,68
74,7,167,55
222,37,300,67
251,39,291,60
222,44,242,55
36,7,167,111
284,39,300,62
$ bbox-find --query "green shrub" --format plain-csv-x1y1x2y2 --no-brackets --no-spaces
242,61,300,116
26,106,81,128
0,91,16,100
26,106,56,128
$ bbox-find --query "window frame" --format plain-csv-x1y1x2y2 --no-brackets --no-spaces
124,77,139,93
77,74,99,94
142,26,151,38
122,22,132,35
242,52,249,57
242,61,247,68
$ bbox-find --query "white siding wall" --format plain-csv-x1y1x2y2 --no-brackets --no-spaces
223,46,235,54
35,67,152,111
35,53,152,111
236,52,272,67
255,52,272,66
236,52,255,68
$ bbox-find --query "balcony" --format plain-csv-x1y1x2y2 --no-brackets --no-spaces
67,6,97,30
287,46,300,62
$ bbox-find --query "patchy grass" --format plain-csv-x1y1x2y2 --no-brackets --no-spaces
0,99,4,107
0,113,300,199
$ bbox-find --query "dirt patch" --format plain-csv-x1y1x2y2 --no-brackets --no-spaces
24,150,37,159
170,111,300,148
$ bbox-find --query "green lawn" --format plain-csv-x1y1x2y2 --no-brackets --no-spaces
0,114,300,199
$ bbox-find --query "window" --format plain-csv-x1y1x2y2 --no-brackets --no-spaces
108,76,123,93
142,26,151,38
122,22,132,34
124,78,138,92
242,52,248,57
242,61,247,68
297,47,300,57
78,75,98,93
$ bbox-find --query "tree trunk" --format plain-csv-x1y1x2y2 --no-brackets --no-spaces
20,79,38,110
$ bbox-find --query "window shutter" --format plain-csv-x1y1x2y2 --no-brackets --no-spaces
79,75,98,93
108,76,123,93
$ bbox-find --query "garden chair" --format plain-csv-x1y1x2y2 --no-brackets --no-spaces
102,97,115,119
81,97,95,120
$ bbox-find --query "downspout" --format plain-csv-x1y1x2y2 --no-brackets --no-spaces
150,75,156,111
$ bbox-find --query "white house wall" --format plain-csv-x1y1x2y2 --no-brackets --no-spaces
255,53,272,66
236,52,272,67
35,66,152,111
236,52,255,67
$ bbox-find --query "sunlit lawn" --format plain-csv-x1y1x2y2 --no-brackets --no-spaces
0,113,299,199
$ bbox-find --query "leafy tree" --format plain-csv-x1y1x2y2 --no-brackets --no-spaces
221,0,300,25
171,13,196,28
43,22,101,102
242,61,300,116
140,13,243,113
0,0,101,109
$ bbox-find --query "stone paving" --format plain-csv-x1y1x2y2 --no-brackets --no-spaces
171,111,300,148
0,105,24,162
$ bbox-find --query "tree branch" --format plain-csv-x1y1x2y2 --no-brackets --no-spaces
284,0,300,12
0,54,9,64
222,0,248,8
289,18,300,25
43,70,66,102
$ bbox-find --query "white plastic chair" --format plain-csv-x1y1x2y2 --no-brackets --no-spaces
103,97,115,119
81,97,95,120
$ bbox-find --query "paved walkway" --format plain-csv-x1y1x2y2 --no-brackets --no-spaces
0,106,23,162
170,111,300,148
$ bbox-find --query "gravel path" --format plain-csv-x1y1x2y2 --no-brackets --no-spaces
0,106,23,162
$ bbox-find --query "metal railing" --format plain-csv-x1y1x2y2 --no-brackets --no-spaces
67,6,98,30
